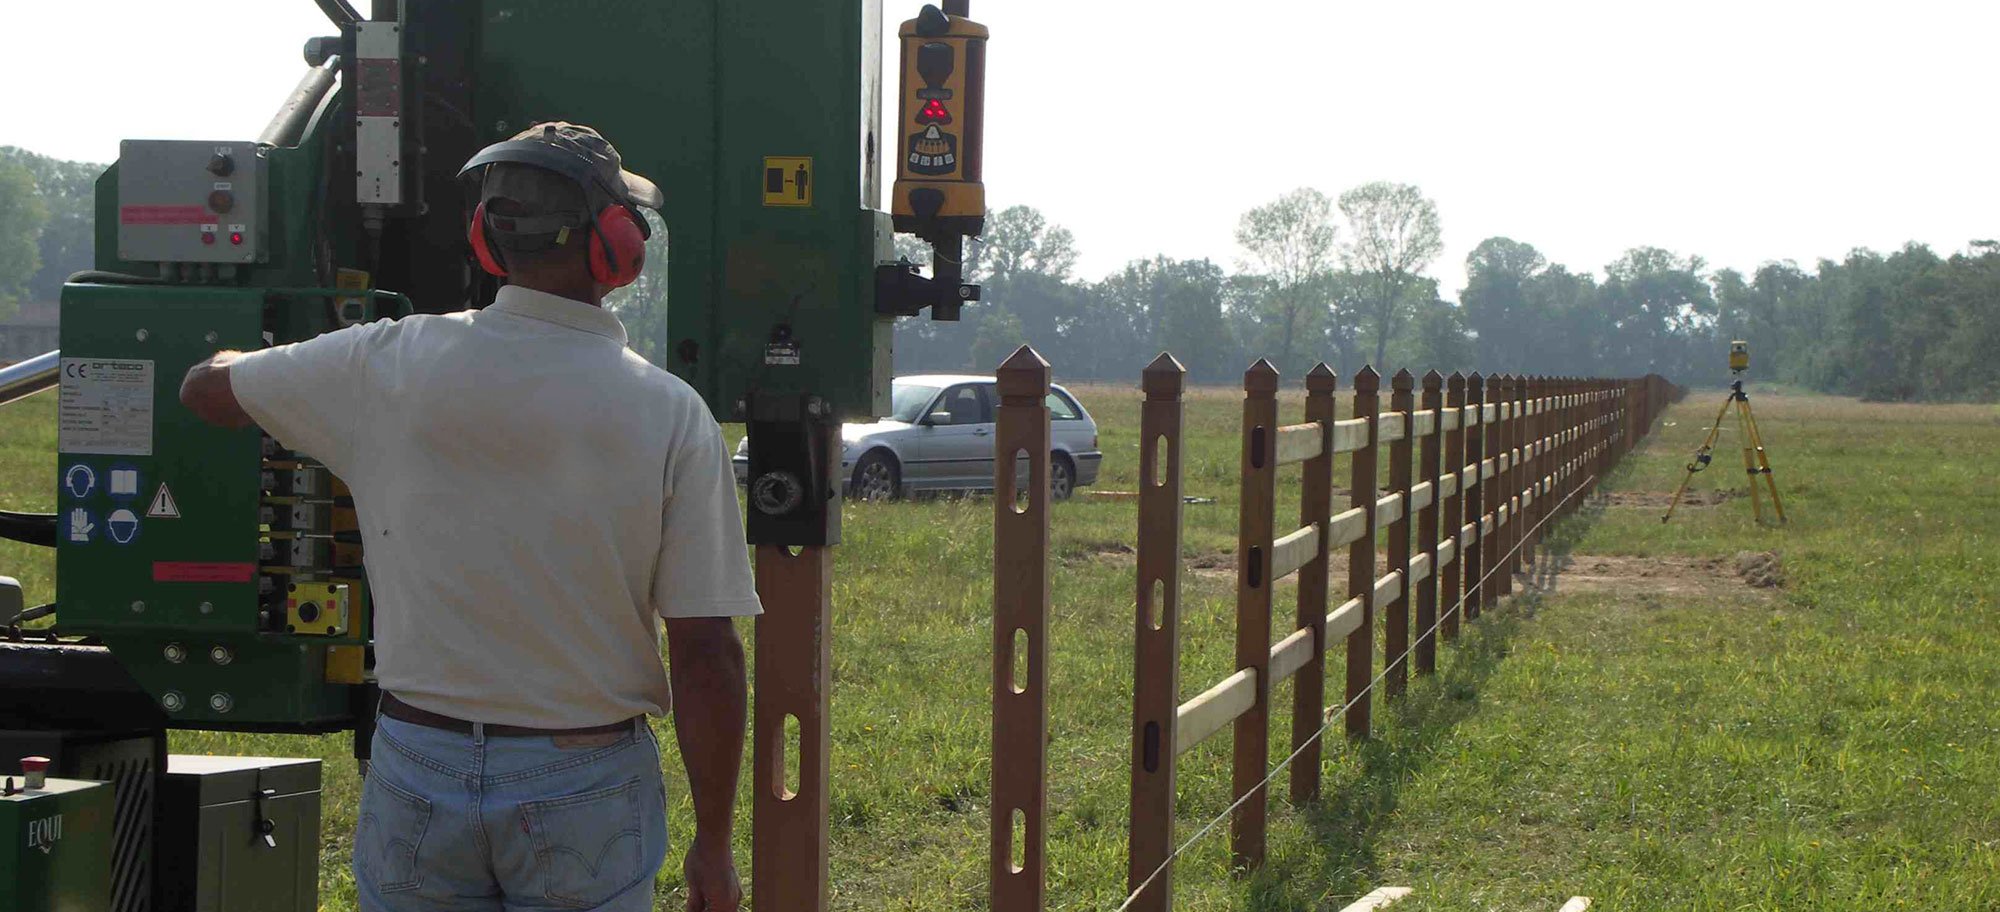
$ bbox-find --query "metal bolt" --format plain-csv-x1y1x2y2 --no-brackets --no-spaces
161,692,185,712
210,645,233,665
198,601,214,615
131,601,146,613
163,643,187,663
205,330,220,344
209,693,234,713
135,328,150,341
494,120,509,132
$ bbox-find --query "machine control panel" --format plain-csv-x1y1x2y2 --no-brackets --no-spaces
115,139,267,265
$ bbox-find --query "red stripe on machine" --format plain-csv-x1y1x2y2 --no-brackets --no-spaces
153,561,257,583
119,205,212,225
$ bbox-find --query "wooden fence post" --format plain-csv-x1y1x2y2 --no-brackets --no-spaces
1511,373,1529,587
1232,359,1279,871
992,346,1050,912
1126,354,1186,912
1442,372,1466,642
1522,375,1541,564
1384,369,1414,698
1345,366,1381,739
1291,364,1338,804
1415,370,1443,675
1462,372,1485,623
1499,374,1518,599
752,541,834,912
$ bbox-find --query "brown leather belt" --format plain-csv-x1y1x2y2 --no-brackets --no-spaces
379,692,637,738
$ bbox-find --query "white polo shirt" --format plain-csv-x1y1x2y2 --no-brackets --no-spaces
229,285,761,728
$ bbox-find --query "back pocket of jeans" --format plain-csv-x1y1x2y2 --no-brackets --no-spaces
521,777,646,908
356,776,433,894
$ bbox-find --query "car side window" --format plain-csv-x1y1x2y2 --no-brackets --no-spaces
1046,391,1082,421
938,384,993,425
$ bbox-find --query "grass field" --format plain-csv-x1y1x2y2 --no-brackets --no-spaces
4,381,1997,911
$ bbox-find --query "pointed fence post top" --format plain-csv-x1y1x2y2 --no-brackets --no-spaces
1447,370,1465,392
1391,368,1414,392
1466,371,1484,394
996,345,1051,402
1142,352,1186,399
1422,369,1444,390
1353,364,1380,393
1244,358,1280,395
1305,362,1339,393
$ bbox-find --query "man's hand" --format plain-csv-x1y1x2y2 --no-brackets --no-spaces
682,836,742,912
665,616,748,912
179,351,254,428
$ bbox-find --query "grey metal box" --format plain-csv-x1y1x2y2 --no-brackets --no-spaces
115,140,267,265
156,755,320,912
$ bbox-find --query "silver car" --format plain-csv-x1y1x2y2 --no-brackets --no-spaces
735,374,1102,501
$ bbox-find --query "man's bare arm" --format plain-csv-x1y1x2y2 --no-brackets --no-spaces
179,351,254,428
665,615,747,912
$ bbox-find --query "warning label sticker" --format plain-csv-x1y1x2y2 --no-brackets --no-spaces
59,359,154,456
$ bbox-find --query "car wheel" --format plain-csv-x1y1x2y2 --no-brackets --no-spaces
1050,453,1076,502
851,450,900,502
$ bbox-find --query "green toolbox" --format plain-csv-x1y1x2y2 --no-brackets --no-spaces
1,772,115,912
155,756,323,912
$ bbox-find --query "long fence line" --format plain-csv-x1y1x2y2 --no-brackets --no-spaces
988,348,1679,911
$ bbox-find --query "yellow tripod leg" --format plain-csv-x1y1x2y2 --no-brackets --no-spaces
1742,402,1787,523
1663,394,1733,523
1736,398,1765,524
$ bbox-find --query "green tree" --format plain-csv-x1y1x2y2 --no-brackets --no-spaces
0,160,47,321
1338,181,1443,367
1097,256,1234,381
967,205,1077,285
1235,188,1337,372
968,305,1025,372
1460,236,1548,369
0,147,100,304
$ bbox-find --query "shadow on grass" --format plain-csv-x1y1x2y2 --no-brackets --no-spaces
1248,492,1612,908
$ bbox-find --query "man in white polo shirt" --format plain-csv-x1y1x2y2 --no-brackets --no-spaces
178,123,756,912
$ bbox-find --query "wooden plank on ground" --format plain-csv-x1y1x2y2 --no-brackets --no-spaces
1338,886,1413,911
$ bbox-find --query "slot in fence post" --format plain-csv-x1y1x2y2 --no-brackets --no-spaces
1126,354,1186,912
1384,369,1414,698
1232,359,1279,871
1345,366,1381,739
992,346,1051,912
1463,372,1485,623
1443,372,1466,641
1415,370,1443,675
1291,364,1338,803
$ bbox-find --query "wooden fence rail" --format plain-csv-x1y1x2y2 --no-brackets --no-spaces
984,346,1679,912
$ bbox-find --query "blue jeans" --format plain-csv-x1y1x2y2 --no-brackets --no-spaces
355,713,669,911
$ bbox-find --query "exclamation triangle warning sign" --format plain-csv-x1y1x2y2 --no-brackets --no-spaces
147,483,181,519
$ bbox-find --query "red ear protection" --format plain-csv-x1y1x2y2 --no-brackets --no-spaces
469,200,508,277
588,205,648,289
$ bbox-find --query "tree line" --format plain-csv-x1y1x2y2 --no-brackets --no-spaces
2,148,1993,400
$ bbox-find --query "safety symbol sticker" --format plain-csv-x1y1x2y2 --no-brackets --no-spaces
64,464,97,499
762,156,813,208
110,466,140,498
66,508,95,543
107,509,141,545
148,484,181,519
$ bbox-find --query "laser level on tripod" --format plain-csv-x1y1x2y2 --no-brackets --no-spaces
1663,340,1786,524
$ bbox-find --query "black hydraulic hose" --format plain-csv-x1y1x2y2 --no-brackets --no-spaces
0,511,57,548
315,0,360,27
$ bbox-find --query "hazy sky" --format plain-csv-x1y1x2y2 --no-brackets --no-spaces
6,0,1996,294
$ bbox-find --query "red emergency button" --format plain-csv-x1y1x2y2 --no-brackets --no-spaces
229,231,244,246
201,230,216,245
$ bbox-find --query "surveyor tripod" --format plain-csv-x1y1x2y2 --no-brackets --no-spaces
1663,379,1786,524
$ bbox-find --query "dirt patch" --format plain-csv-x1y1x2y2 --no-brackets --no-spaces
1526,553,1775,601
1735,550,1785,588
1604,489,1744,509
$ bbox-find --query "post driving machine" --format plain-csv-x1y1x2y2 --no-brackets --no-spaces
0,1,989,908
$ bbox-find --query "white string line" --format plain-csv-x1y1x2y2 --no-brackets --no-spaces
1113,470,1603,912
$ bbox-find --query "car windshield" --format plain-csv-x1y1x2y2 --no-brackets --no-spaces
888,383,943,422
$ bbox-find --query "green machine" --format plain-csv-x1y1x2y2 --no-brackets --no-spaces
6,0,989,909
1,773,115,912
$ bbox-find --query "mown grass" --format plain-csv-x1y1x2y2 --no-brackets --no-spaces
2,381,1995,911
